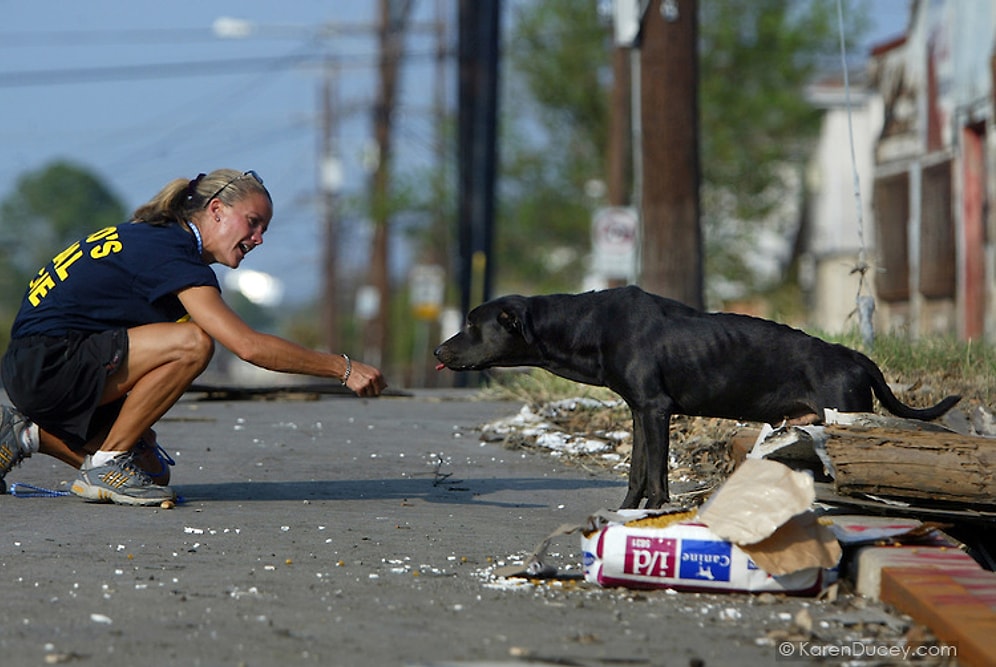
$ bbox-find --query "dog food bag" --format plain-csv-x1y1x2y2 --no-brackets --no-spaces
581,515,832,595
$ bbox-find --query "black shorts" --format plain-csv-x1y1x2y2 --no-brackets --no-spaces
1,329,129,450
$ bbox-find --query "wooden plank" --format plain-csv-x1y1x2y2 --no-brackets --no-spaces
823,425,996,506
881,567,996,667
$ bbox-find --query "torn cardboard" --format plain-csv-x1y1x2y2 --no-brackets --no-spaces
825,515,957,548
698,458,815,544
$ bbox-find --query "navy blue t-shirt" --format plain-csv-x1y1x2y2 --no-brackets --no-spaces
10,221,219,338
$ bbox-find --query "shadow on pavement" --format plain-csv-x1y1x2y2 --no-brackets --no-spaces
175,476,625,507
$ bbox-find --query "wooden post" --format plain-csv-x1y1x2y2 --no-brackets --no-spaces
639,0,702,308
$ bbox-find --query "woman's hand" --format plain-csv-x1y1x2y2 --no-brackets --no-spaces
343,359,387,397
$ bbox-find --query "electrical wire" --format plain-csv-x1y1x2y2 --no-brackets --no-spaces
836,0,875,346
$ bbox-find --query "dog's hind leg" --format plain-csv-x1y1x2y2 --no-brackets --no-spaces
620,407,647,509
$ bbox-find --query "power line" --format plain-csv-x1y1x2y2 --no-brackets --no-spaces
0,28,224,47
0,48,444,88
0,21,439,47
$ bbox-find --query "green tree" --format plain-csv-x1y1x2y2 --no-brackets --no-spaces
498,0,610,294
700,0,868,305
0,160,126,276
497,0,869,298
700,0,862,217
0,160,126,348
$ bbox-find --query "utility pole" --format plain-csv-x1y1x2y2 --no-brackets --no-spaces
456,0,501,319
432,0,448,268
607,44,632,208
319,63,342,353
365,0,413,369
639,0,702,309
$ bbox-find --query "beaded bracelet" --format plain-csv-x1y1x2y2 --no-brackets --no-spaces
341,353,352,386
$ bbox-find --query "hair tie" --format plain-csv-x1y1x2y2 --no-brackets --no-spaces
186,173,206,200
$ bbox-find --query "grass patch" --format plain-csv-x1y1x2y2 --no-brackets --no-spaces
479,368,619,404
825,332,996,408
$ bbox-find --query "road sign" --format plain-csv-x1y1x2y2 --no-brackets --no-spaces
592,206,638,280
410,264,445,321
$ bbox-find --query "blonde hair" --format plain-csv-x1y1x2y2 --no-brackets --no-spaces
131,169,271,225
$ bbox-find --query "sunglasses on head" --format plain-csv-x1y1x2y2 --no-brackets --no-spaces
203,170,266,208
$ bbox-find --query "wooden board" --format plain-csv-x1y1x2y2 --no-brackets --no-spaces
824,424,996,507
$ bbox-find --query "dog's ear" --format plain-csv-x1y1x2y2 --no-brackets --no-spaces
497,301,533,343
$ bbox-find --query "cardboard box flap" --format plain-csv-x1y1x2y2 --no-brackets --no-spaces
738,511,842,575
698,458,815,545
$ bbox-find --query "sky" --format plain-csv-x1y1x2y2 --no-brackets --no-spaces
0,1,444,305
0,0,910,306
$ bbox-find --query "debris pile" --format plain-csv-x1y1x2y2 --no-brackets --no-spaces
479,399,996,564
480,399,739,497
480,398,996,662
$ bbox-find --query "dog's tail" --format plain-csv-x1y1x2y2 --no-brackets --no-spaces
859,354,961,420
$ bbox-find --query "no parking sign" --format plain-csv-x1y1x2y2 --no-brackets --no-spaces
592,206,638,280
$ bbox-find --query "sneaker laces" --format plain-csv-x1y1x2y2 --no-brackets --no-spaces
102,450,156,486
135,440,176,479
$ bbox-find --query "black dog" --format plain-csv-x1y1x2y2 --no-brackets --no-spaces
434,286,960,509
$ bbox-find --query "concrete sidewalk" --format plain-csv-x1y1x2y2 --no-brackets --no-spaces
0,391,952,666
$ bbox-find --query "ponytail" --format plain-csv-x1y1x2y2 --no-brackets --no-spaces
130,178,193,225
131,169,268,225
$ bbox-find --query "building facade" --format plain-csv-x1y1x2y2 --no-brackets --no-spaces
807,0,996,342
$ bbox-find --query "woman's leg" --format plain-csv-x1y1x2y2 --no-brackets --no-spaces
96,321,214,454
68,323,213,504
17,322,211,471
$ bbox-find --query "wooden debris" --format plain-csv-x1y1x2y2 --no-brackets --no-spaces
824,424,996,507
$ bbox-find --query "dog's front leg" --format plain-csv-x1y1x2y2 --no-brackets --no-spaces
639,404,672,509
620,406,647,508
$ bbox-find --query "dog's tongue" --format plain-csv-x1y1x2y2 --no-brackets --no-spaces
435,363,446,371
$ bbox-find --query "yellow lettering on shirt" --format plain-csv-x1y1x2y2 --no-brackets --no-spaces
86,228,123,259
27,269,56,306
90,240,123,258
27,227,126,306
52,242,83,280
85,227,118,242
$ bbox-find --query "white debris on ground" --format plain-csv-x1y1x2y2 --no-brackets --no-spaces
477,398,739,494
479,399,628,458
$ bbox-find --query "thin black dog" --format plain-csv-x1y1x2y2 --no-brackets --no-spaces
434,286,960,509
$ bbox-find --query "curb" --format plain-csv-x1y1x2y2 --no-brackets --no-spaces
881,566,996,667
852,544,980,599
853,544,996,667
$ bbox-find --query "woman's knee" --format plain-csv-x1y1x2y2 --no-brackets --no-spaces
179,322,215,368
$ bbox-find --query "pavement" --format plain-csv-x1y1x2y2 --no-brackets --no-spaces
0,389,973,666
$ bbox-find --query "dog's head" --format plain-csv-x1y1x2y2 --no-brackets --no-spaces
434,295,544,371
